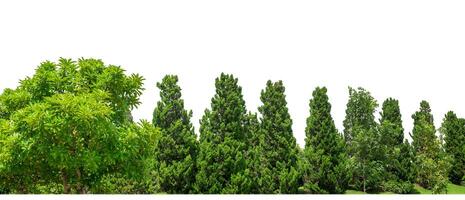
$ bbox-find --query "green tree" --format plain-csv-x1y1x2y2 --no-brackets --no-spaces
343,87,378,144
257,80,299,194
410,101,450,193
440,111,465,185
0,58,153,194
152,75,198,193
342,87,384,193
378,98,415,193
302,87,349,194
244,112,276,193
194,73,250,194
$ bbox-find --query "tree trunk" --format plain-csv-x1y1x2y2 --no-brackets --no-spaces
62,170,71,194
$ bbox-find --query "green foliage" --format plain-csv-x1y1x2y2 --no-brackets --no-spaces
382,180,417,194
411,101,450,193
343,87,378,143
379,98,404,146
302,87,349,193
194,73,250,194
2,62,465,194
342,87,384,193
0,58,153,194
152,75,198,194
258,80,299,194
16,58,144,124
351,128,385,193
440,111,465,185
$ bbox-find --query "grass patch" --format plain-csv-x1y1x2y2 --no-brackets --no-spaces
411,183,465,194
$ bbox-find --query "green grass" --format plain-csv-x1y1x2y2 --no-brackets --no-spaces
345,190,367,194
415,183,465,194
346,183,465,194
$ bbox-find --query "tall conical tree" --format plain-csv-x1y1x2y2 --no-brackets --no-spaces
378,98,415,193
410,101,438,156
258,80,299,194
194,73,250,194
152,75,198,193
379,98,404,146
440,111,465,185
411,101,450,193
302,87,349,194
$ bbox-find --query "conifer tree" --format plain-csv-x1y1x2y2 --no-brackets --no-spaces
379,98,404,146
258,80,299,194
194,73,250,194
302,87,349,193
378,98,416,193
440,111,465,185
152,75,198,193
411,101,450,193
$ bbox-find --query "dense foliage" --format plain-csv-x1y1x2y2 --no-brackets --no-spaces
0,58,462,194
301,87,349,194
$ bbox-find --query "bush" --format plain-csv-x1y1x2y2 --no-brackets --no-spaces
383,180,417,194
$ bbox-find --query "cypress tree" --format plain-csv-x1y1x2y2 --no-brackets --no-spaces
152,75,198,193
194,73,250,194
258,80,299,193
440,111,465,185
302,87,349,194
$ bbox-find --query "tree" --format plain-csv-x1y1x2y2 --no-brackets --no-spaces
411,101,450,193
257,80,299,194
440,111,465,185
194,73,250,194
244,112,276,193
378,98,416,193
152,75,198,193
379,98,404,146
343,87,378,144
302,87,349,194
0,58,153,194
342,87,384,193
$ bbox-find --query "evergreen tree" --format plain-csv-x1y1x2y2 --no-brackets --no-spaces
378,98,416,193
440,111,465,185
411,101,450,193
302,87,349,193
194,73,250,194
379,98,404,146
152,75,198,193
258,80,299,194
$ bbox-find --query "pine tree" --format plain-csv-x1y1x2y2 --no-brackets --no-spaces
411,101,450,193
410,101,438,156
440,111,465,185
302,87,349,193
152,75,198,193
379,98,404,146
258,80,299,193
194,73,250,194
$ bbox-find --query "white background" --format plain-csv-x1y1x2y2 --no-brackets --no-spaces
1,0,465,147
